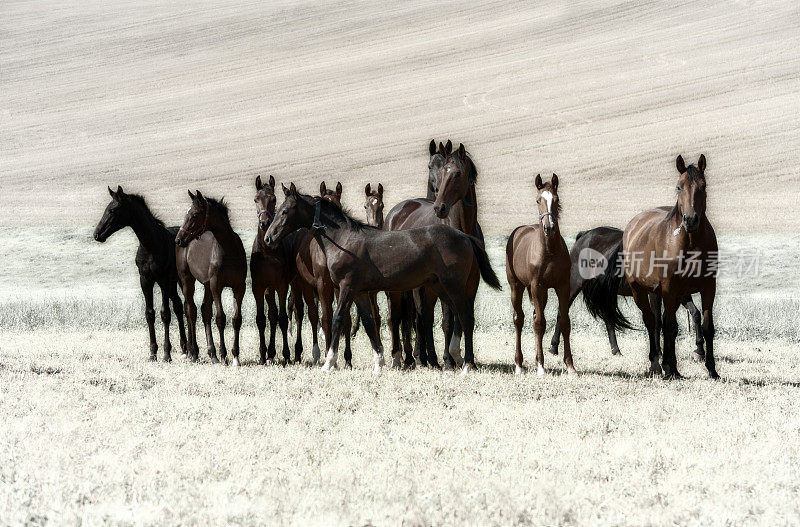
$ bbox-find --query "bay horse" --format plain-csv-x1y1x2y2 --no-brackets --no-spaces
251,175,319,365
548,226,705,359
292,181,354,366
175,191,247,366
384,142,483,370
93,186,187,361
583,155,719,379
506,174,576,375
264,184,501,374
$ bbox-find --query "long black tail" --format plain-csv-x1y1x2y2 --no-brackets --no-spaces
467,236,502,290
581,240,633,330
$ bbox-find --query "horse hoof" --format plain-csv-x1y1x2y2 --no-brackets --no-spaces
611,348,622,356
548,347,559,356
692,351,705,362
231,357,241,367
460,363,473,376
345,361,353,370
443,362,455,372
537,364,545,376
403,361,416,371
662,371,682,380
373,365,382,375
649,364,663,377
265,358,275,366
566,367,577,376
391,354,403,369
209,356,219,364
148,354,157,362
514,365,524,375
162,354,172,363
321,361,337,371
708,369,720,380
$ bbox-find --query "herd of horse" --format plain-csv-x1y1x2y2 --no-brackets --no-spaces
93,140,719,379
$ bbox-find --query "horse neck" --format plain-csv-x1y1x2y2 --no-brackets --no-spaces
128,203,169,254
426,182,437,201
449,182,478,236
208,213,239,249
313,208,360,256
537,221,561,255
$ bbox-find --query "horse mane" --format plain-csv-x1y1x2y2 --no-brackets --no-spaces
300,193,374,231
465,154,478,182
666,164,700,222
125,193,166,227
205,196,231,224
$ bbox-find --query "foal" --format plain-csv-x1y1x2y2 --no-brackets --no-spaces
251,175,319,365
175,191,247,366
506,174,576,375
94,186,187,361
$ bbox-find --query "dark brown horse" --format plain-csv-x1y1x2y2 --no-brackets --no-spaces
264,184,501,374
384,142,483,370
94,186,187,361
292,181,354,366
583,155,719,379
251,175,319,365
506,174,576,375
175,191,247,366
548,226,705,359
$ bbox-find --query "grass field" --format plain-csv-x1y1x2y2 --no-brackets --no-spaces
3,0,800,525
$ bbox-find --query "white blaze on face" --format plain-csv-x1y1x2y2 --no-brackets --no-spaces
540,190,554,229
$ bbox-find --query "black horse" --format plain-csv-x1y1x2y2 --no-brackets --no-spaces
94,186,187,361
549,226,704,360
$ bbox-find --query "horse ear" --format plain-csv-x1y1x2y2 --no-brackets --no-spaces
551,173,559,191
429,139,436,157
676,155,686,174
535,174,544,190
255,175,263,190
289,182,297,196
108,186,117,200
188,190,196,201
320,181,327,196
195,190,205,203
378,183,383,198
365,183,371,197
698,154,706,173
457,143,466,160
282,183,290,196
335,181,342,197
269,175,275,189
445,140,453,155
438,142,446,157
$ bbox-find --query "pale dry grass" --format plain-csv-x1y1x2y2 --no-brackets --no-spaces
1,329,799,526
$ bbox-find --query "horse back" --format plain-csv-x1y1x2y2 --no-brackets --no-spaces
385,198,430,231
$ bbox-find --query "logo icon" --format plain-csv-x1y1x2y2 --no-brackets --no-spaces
578,247,608,280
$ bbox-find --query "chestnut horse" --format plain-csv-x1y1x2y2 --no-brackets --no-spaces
94,186,187,361
583,155,719,379
251,175,319,365
506,174,576,375
264,184,501,374
175,191,247,366
548,226,705,359
384,142,482,370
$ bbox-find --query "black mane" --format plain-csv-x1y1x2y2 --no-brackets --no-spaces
205,196,231,224
126,193,166,227
299,193,375,231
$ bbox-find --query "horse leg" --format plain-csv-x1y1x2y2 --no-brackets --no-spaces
170,287,187,355
265,289,278,363
605,320,622,356
355,295,385,374
411,289,428,367
400,292,415,368
211,283,227,365
557,284,576,374
291,282,305,363
549,283,579,355
277,286,291,365
417,289,439,369
140,276,158,360
302,284,320,365
201,285,218,363
700,284,719,379
649,293,663,359
181,278,199,362
321,284,354,371
509,279,525,375
318,281,335,366
450,294,476,375
230,284,244,367
631,285,660,376
158,281,173,362
253,280,268,365
661,297,681,379
387,292,403,367
443,304,465,371
531,286,548,375
683,294,705,361
342,296,353,369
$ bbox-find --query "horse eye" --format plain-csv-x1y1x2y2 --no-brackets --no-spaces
282,210,287,215
676,186,682,191
536,199,541,204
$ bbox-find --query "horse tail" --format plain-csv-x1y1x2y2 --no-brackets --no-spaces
467,236,502,290
581,240,633,330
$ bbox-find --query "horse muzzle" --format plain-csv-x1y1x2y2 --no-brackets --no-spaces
263,233,279,248
434,202,449,219
683,213,700,233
